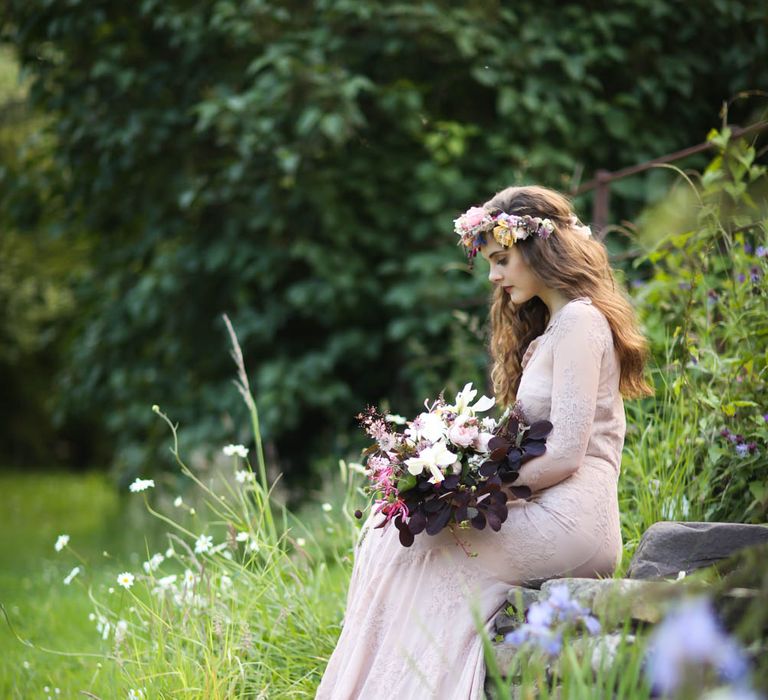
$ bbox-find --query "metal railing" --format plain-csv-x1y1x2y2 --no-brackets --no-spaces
571,121,768,239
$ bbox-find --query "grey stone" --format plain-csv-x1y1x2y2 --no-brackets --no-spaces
539,577,618,609
627,521,768,580
505,585,541,614
494,611,521,635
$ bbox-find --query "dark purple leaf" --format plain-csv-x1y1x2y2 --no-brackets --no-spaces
488,437,509,452
523,440,546,457
426,506,452,535
505,418,520,437
398,525,415,547
441,474,460,490
424,498,444,513
479,460,501,478
408,510,427,534
486,510,502,532
527,420,553,440
506,447,523,464
471,510,487,530
490,446,508,461
509,485,532,499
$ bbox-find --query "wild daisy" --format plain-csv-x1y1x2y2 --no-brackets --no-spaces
129,478,155,493
117,572,135,589
194,534,213,554
223,443,249,458
142,553,165,573
235,469,255,483
63,566,81,585
173,496,183,507
54,534,69,552
322,502,333,512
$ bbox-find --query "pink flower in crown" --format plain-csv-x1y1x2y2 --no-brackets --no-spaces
460,207,489,229
447,414,480,448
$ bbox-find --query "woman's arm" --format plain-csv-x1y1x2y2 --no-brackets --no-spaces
511,304,608,493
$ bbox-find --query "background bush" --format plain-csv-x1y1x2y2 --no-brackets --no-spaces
1,1,767,490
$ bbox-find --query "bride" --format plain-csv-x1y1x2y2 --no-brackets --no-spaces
316,185,653,699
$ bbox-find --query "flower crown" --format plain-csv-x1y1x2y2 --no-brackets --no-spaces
454,205,592,265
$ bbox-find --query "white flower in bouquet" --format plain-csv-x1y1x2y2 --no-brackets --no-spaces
406,411,446,443
447,382,495,417
405,440,457,484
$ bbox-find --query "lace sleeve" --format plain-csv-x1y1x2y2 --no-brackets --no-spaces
513,303,608,493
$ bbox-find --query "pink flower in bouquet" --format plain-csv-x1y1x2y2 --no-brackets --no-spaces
447,415,480,448
473,430,496,452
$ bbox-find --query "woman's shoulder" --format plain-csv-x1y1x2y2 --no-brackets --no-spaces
550,297,612,352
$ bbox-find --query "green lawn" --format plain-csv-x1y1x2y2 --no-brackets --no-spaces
0,471,165,698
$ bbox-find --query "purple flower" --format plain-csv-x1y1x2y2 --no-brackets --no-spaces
678,281,691,290
764,414,768,423
644,596,751,695
750,266,761,283
720,428,731,438
747,442,758,455
631,279,645,288
756,246,767,258
735,443,749,457
744,242,753,254
738,273,746,284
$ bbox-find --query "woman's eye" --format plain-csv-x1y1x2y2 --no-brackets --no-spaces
497,258,508,266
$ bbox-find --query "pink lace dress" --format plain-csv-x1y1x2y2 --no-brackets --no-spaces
316,297,626,700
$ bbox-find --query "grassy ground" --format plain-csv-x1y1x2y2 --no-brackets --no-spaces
0,471,166,698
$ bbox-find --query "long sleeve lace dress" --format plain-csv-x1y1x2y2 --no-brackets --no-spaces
316,297,626,700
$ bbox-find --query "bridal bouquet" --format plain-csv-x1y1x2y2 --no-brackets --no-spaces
356,384,553,547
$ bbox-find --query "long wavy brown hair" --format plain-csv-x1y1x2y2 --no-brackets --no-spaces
482,185,654,406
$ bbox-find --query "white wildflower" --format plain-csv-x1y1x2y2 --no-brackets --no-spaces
247,538,259,552
116,572,135,589
165,547,174,558
194,534,213,554
54,534,69,552
173,496,183,507
128,690,145,700
235,469,255,483
235,531,250,542
183,569,197,587
223,444,249,458
128,478,155,493
63,566,81,585
157,574,177,590
114,619,128,645
321,502,333,512
296,537,306,547
220,574,233,590
142,553,165,574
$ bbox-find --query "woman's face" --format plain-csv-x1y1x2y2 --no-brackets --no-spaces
479,237,544,304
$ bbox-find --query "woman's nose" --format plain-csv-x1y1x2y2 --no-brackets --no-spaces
488,268,503,283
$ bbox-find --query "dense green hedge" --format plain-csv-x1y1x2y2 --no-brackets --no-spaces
1,1,766,485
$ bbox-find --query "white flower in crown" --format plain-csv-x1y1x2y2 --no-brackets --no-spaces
446,382,495,417
405,441,458,484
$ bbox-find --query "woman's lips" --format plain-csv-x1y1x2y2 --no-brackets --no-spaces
503,286,513,293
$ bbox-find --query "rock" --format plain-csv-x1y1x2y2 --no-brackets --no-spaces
590,579,679,625
627,521,768,580
506,585,541,614
494,611,521,635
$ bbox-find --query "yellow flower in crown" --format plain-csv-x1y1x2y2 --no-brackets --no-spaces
492,218,514,247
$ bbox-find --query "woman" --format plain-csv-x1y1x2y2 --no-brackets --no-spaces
316,185,654,699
